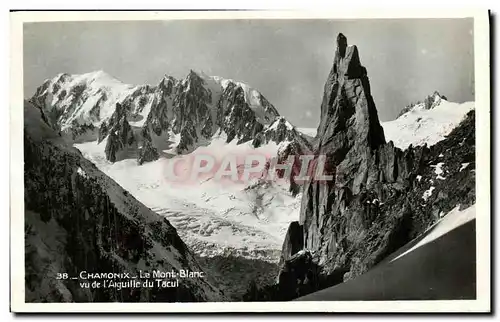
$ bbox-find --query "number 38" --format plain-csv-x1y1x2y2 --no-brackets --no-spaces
56,273,68,280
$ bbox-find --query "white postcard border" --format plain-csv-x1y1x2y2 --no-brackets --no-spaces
10,9,491,313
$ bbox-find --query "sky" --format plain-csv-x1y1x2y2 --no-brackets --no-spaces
23,18,474,127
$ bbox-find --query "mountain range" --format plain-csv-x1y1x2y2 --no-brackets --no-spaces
30,70,310,165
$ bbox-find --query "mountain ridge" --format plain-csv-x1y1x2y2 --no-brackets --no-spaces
30,69,309,165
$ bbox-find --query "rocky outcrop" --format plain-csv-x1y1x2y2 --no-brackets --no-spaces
176,119,199,154
24,101,224,302
218,82,265,144
101,103,137,163
252,118,314,195
253,117,311,149
172,70,214,139
275,140,311,196
397,91,449,117
62,121,98,143
278,222,303,268
275,34,476,298
137,139,160,165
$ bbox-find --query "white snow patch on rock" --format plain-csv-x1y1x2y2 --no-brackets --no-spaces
431,162,446,180
460,163,470,172
422,186,435,201
267,117,294,131
76,167,88,178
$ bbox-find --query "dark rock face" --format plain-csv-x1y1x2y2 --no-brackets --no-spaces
102,103,137,163
24,101,223,302
219,83,263,144
141,86,171,137
137,138,160,165
278,221,303,268
298,36,387,267
278,251,316,298
172,71,214,141
61,120,98,143
176,119,199,154
197,255,278,301
275,139,312,196
274,34,476,299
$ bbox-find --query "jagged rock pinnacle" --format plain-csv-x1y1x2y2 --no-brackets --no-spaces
320,34,385,145
315,33,386,194
276,33,471,297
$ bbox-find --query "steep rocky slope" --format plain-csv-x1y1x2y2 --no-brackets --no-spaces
24,101,224,302
243,34,476,301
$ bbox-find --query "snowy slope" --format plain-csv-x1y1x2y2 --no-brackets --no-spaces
75,133,302,262
382,99,475,149
30,69,311,265
297,204,476,301
32,71,137,129
391,204,476,262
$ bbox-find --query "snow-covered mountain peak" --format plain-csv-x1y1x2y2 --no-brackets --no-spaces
383,95,474,149
184,71,279,125
268,116,294,131
397,91,449,117
157,74,178,94
60,70,134,92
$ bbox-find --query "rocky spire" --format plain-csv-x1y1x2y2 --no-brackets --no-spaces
315,33,386,195
276,33,469,297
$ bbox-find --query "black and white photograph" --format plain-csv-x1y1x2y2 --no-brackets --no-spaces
10,10,491,313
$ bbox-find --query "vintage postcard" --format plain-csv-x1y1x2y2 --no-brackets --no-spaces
10,10,491,313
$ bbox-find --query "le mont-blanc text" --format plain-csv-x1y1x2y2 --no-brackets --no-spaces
78,269,204,280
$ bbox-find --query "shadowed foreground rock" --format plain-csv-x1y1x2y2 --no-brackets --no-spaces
24,101,224,302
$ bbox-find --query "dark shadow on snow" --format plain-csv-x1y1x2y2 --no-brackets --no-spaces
296,219,476,301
